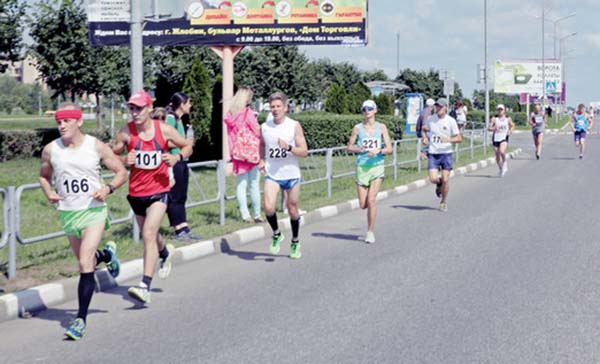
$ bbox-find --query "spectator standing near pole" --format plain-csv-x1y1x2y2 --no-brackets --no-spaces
225,87,263,223
164,92,202,241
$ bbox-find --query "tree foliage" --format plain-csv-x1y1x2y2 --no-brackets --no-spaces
0,0,26,72
183,58,212,145
324,83,348,114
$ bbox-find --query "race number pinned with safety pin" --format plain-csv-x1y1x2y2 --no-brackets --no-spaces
135,150,162,170
430,135,443,145
361,137,379,150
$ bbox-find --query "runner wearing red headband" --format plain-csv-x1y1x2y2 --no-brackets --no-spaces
112,91,193,305
40,103,128,340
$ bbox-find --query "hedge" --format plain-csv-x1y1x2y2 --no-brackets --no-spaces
0,113,405,161
259,111,405,150
0,128,111,162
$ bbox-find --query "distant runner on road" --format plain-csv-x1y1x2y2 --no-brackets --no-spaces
422,98,462,212
569,103,593,159
529,104,547,160
488,104,514,177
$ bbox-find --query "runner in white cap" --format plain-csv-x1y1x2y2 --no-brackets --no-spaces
422,98,462,212
347,100,392,244
488,104,514,177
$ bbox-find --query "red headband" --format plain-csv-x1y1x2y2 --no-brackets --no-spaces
55,109,82,121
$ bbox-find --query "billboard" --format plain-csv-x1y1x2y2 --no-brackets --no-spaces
494,59,562,95
87,0,368,46
405,93,422,136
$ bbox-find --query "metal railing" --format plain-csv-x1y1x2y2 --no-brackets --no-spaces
1,129,487,279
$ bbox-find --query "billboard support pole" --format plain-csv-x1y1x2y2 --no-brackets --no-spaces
130,0,143,92
210,45,244,162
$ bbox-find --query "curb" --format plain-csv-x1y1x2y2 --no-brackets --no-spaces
0,148,522,323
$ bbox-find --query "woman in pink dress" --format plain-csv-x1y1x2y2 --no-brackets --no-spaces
225,87,263,222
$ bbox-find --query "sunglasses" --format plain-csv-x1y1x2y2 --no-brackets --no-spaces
362,106,375,112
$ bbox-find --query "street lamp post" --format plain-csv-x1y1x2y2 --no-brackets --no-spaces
484,0,489,150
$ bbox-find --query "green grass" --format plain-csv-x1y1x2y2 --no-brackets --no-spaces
0,138,492,293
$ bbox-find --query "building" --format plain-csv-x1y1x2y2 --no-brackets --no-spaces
2,55,44,86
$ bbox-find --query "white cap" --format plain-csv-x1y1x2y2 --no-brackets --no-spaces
425,98,435,107
361,99,377,110
497,104,505,110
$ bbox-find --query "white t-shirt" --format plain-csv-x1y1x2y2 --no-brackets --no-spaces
261,116,301,180
426,114,460,154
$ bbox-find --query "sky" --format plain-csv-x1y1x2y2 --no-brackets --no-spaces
300,0,599,106
24,0,599,105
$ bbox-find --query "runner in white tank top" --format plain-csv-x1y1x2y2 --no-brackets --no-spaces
259,92,308,259
488,104,515,177
529,103,547,159
39,103,127,340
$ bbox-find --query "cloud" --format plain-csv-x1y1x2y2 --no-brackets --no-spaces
585,33,600,48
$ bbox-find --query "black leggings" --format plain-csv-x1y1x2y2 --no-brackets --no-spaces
167,161,189,227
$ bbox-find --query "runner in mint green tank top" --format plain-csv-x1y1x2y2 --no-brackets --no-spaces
347,100,393,244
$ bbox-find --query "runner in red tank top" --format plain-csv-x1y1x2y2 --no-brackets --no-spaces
112,91,193,304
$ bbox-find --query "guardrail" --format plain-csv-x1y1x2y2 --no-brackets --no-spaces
1,130,487,279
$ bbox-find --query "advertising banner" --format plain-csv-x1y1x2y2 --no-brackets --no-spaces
494,59,562,95
87,0,368,46
405,93,422,136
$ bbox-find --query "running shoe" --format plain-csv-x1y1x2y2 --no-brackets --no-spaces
174,230,203,242
65,318,86,341
364,231,376,244
435,181,442,198
158,244,175,279
270,233,284,255
579,154,583,159
503,160,508,173
536,153,540,160
104,241,120,278
439,202,448,212
498,168,503,178
128,285,151,304
290,241,302,259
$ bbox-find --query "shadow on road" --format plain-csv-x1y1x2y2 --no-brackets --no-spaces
312,232,362,242
551,157,576,160
220,240,286,262
464,174,497,179
391,205,437,211
28,308,108,330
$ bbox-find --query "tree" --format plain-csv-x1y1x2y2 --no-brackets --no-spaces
374,94,394,115
151,46,220,106
183,58,212,148
325,83,348,114
29,0,93,101
0,0,26,73
347,82,372,114
235,46,309,102
362,69,389,82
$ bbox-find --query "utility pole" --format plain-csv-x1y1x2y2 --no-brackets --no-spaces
396,32,400,77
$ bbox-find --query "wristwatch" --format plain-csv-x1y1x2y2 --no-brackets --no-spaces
107,184,115,194
287,145,293,152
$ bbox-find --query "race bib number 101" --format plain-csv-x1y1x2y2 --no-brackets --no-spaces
135,150,162,170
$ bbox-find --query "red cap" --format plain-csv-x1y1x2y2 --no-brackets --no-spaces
128,91,153,107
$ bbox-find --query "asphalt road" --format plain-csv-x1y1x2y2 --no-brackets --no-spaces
2,129,600,364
